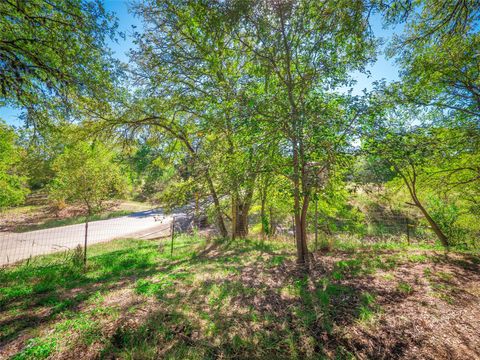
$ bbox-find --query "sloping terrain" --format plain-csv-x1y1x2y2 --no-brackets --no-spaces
0,236,478,359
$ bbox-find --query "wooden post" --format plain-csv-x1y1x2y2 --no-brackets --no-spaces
314,197,318,251
231,198,236,241
170,216,175,256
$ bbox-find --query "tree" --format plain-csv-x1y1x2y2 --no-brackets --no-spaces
0,0,119,125
235,0,375,264
0,120,29,208
115,0,376,261
351,155,396,187
16,126,68,190
377,0,480,118
420,125,480,247
50,141,128,215
109,0,277,238
371,0,480,246
389,32,480,118
49,141,128,259
376,0,479,36
365,108,457,247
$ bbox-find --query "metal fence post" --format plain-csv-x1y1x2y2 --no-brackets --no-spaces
84,218,88,268
406,216,410,245
170,215,175,256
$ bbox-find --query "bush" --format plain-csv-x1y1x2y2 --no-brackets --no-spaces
427,197,470,247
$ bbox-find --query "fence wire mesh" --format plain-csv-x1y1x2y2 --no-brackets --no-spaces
0,210,174,268
275,213,437,246
1,207,441,270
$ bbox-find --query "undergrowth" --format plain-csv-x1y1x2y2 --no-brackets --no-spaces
1,234,478,359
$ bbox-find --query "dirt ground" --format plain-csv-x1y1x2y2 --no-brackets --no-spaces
0,237,478,359
309,250,480,359
0,198,151,232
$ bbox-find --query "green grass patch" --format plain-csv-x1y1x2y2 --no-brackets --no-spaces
357,291,379,325
397,282,414,295
11,338,57,360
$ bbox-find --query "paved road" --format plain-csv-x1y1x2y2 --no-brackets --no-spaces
0,209,176,266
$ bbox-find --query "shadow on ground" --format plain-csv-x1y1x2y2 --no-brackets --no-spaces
0,237,479,359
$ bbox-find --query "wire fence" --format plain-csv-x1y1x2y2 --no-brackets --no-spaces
0,210,177,268
1,208,443,270
274,213,437,246
326,215,435,243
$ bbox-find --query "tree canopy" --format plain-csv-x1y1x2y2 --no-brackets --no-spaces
49,141,128,215
0,120,29,208
1,0,478,259
0,0,119,125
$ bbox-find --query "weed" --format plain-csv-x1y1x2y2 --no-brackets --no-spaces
269,255,286,267
357,292,379,325
380,272,394,281
71,245,84,269
11,338,56,360
397,282,414,295
436,271,454,281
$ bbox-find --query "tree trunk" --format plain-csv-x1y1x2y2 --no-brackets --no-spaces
206,172,228,238
396,166,450,248
231,176,255,239
300,193,310,262
236,204,249,237
293,209,309,265
269,207,276,237
231,196,237,240
232,199,249,239
260,194,267,240
415,199,450,247
314,197,318,251
194,191,199,229
293,142,307,264
293,189,309,264
293,193,305,263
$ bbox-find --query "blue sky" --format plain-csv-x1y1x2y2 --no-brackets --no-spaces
0,1,400,127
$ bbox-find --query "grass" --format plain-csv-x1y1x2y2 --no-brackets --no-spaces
357,291,378,325
1,234,478,359
422,267,459,304
0,236,347,358
329,234,479,254
396,282,414,295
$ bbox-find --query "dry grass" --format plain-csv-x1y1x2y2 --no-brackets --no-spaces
0,200,152,233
